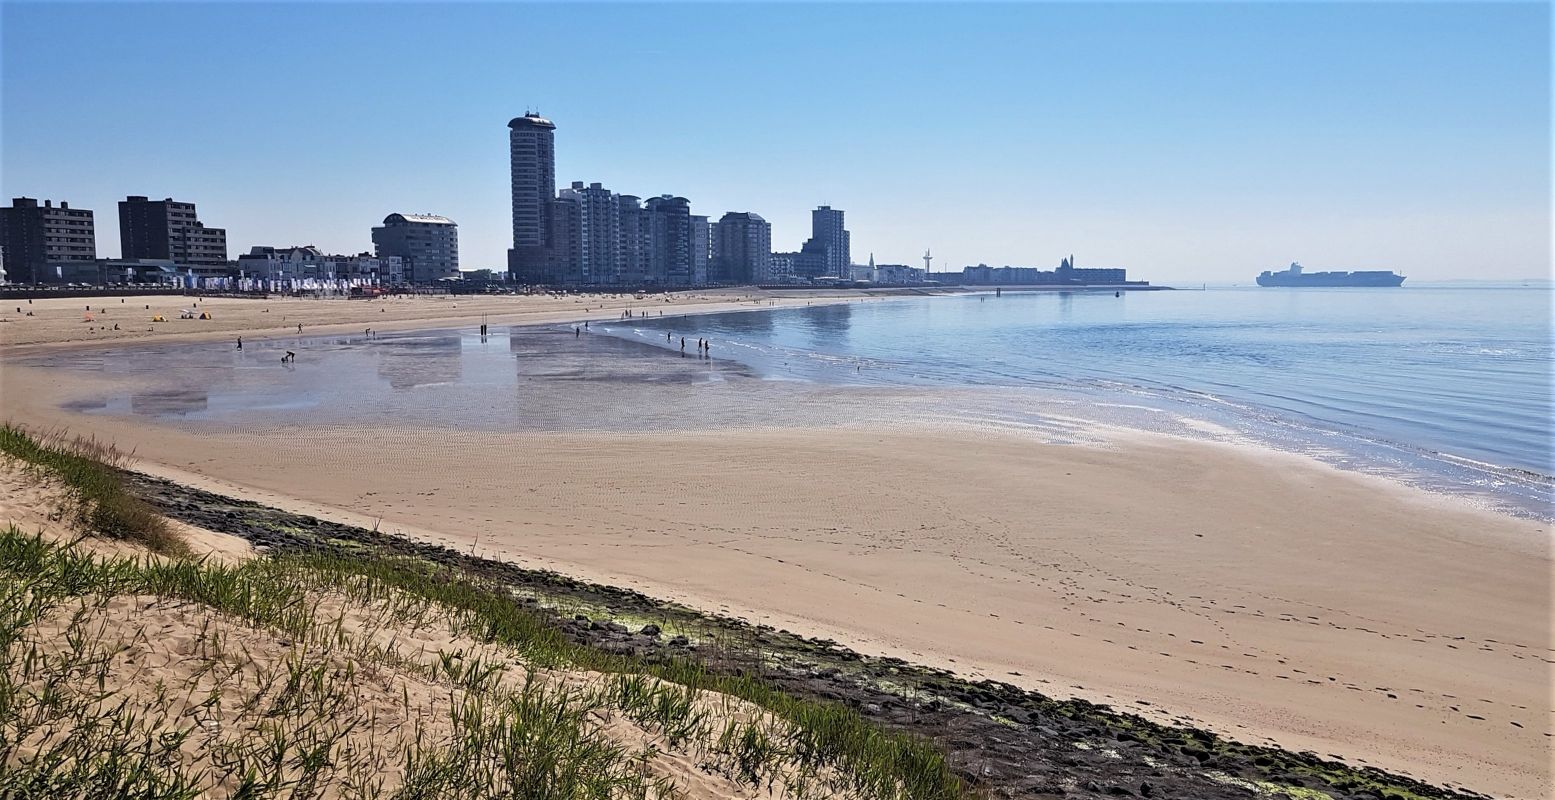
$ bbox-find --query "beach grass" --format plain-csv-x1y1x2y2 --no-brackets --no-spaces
0,511,967,798
0,422,185,556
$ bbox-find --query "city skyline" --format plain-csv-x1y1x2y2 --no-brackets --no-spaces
2,3,1548,282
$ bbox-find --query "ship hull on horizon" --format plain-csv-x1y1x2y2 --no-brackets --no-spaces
1256,271,1405,287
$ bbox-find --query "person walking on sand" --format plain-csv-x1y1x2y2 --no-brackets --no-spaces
298,323,303,334
236,336,242,350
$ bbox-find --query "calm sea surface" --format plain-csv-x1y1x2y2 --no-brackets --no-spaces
34,285,1552,519
613,286,1552,516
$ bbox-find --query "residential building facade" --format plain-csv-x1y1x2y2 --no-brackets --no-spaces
118,196,227,266
0,197,96,284
507,113,557,281
237,246,405,282
617,195,648,286
372,213,459,283
804,206,850,279
767,252,798,284
690,215,710,286
558,181,620,285
711,212,772,284
644,195,692,287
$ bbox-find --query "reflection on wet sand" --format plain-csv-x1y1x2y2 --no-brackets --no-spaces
376,334,463,391
130,388,210,416
31,324,763,431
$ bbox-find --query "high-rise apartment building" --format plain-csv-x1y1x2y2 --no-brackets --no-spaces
118,196,227,267
547,195,582,284
0,197,96,284
617,195,648,286
644,195,692,287
372,213,459,283
558,181,620,285
803,205,850,279
507,113,556,281
712,212,772,284
690,215,710,286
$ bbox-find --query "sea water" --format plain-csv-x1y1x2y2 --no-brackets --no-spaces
613,286,1552,517
32,285,1552,520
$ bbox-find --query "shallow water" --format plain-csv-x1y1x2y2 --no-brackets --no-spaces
611,287,1552,518
27,286,1553,520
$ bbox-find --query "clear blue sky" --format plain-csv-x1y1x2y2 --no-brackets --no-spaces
2,2,1548,282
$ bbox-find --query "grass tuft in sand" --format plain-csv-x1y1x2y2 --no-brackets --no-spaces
0,423,185,556
0,520,966,798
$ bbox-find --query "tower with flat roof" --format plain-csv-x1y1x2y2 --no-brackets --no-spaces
804,206,850,280
118,196,227,267
1,198,96,283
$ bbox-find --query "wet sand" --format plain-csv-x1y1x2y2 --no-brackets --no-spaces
0,288,915,353
0,304,1549,798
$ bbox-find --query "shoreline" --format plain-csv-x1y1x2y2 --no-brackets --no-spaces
0,287,957,358
0,291,1550,798
115,466,1491,800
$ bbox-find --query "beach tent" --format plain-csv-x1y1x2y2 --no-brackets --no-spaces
151,315,166,322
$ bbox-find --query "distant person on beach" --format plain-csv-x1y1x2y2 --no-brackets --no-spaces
236,336,242,350
575,327,580,337
298,323,303,333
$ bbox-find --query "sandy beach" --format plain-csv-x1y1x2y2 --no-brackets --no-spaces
0,288,929,353
1,294,1549,799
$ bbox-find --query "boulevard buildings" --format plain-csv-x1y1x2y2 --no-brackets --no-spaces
955,256,1134,285
372,213,459,283
801,206,850,280
712,212,772,284
118,195,228,267
507,113,557,282
0,197,96,284
506,113,840,288
237,245,405,283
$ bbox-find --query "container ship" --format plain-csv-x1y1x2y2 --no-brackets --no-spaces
1256,262,1405,287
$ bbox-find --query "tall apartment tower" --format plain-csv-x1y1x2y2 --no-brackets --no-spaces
372,213,459,283
804,206,850,279
617,195,648,286
545,196,581,284
690,215,711,286
644,195,692,287
558,181,620,285
0,197,96,284
507,113,557,282
118,196,227,266
712,212,772,284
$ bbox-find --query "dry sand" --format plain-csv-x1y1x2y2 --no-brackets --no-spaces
0,288,905,353
0,456,859,799
1,295,1549,798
